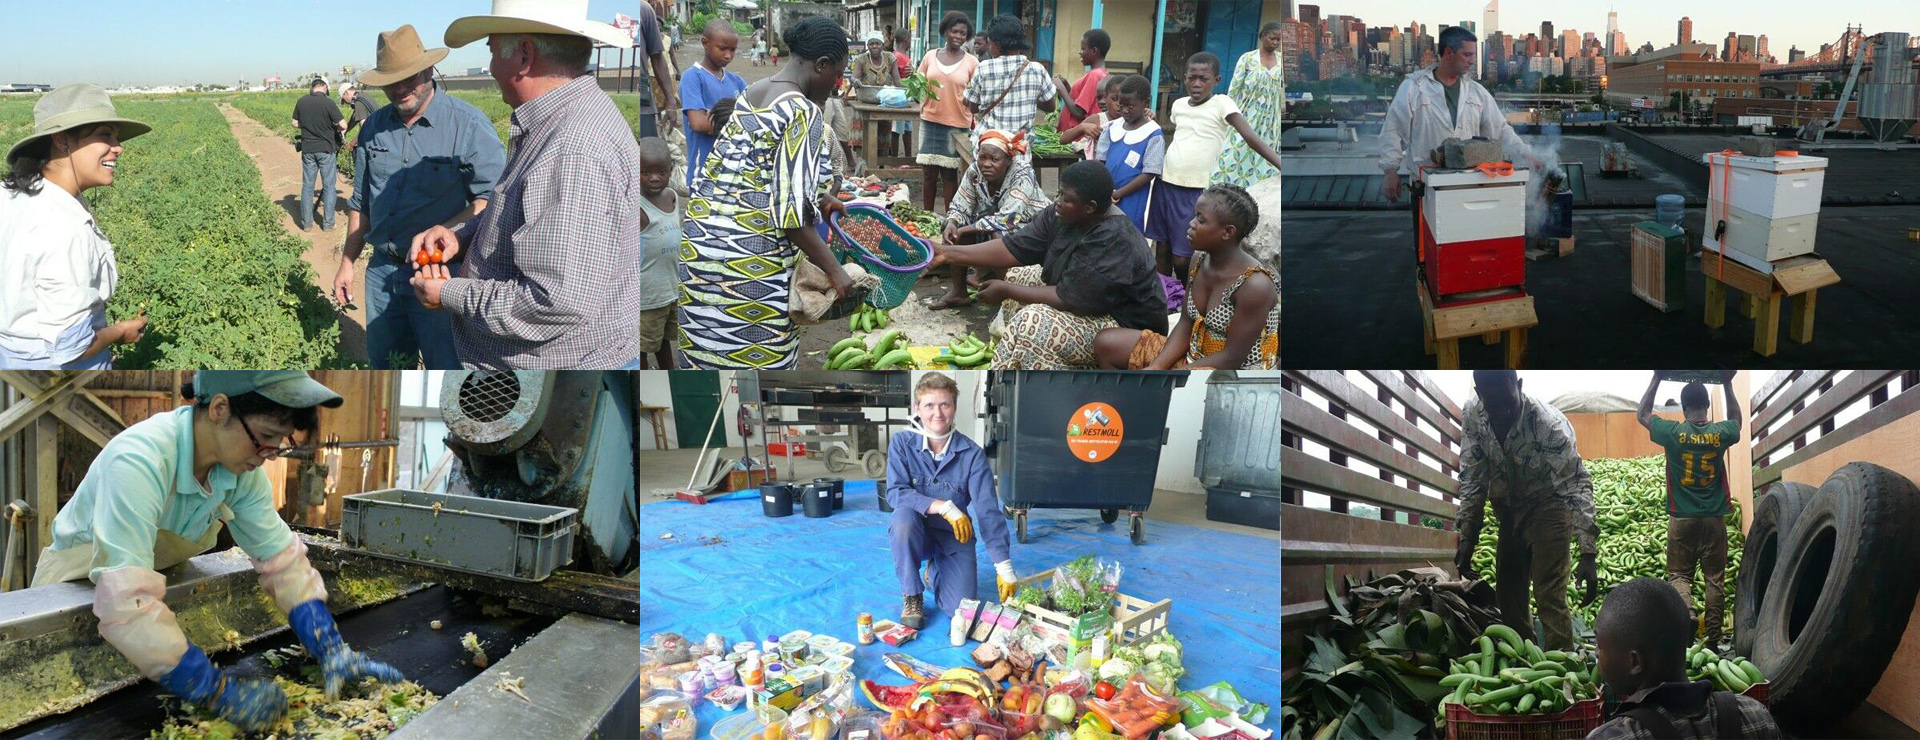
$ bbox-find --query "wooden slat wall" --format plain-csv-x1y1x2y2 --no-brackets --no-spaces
1749,371,1919,731
1564,411,1683,459
1281,371,1465,673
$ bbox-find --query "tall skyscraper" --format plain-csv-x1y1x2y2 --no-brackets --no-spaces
1678,17,1692,46
1484,0,1498,36
1461,20,1476,36
1789,46,1805,63
1607,10,1618,46
1611,30,1626,58
1300,5,1321,30
1758,35,1770,62
1542,21,1554,48
1562,30,1580,58
1725,32,1738,62
1283,0,1295,21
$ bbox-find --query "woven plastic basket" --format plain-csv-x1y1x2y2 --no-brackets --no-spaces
829,203,933,309
1446,697,1603,740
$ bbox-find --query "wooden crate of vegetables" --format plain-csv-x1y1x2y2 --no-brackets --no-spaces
1005,563,1170,648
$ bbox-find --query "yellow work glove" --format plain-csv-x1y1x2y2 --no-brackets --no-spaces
933,500,973,544
995,561,1018,602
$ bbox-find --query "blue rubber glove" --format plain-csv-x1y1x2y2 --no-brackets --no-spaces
158,644,287,731
289,599,406,699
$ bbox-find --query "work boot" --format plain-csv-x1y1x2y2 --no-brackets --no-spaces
902,594,925,629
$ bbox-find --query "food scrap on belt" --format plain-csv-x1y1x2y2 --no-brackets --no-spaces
462,632,489,668
494,674,532,704
147,676,439,739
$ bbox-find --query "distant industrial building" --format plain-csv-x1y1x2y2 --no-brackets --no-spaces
1606,43,1760,107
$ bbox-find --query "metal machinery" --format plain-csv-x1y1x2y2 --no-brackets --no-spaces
0,371,639,739
736,371,911,485
438,370,637,576
1800,31,1917,144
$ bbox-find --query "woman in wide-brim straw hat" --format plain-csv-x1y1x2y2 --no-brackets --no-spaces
0,83,152,369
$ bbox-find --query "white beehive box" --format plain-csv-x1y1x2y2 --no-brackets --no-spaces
1702,152,1827,220
1422,168,1530,243
1701,202,1818,271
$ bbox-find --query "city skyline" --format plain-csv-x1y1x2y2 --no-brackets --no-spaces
1293,0,1910,66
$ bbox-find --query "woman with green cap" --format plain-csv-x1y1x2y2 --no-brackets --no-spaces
0,83,152,368
32,371,405,731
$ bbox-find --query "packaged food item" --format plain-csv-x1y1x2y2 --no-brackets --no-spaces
1087,676,1180,740
782,629,815,644
648,632,694,664
790,665,828,696
766,635,782,654
998,684,1047,736
709,685,751,711
969,604,1001,642
881,652,947,682
782,637,812,662
878,622,919,646
858,613,875,645
640,693,698,740
822,642,856,658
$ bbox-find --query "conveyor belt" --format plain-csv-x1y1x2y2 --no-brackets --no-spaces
1,586,555,740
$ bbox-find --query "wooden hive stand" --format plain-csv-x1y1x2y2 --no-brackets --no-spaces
1417,276,1539,369
1699,249,1840,357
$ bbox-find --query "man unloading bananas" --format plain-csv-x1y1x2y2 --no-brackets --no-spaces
1636,371,1741,647
31,371,403,731
1454,370,1600,651
885,372,1018,629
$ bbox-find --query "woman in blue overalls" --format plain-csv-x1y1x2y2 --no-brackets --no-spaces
885,372,1019,629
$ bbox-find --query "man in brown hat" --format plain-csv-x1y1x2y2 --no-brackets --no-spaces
405,0,648,369
330,24,505,370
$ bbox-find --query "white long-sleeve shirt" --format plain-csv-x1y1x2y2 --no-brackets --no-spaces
0,183,117,368
1378,67,1532,176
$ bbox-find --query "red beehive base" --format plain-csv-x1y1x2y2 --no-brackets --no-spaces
1447,697,1603,740
1422,217,1526,297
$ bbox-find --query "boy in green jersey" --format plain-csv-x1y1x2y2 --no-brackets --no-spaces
1636,371,1741,645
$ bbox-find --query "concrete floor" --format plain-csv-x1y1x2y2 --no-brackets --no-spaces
636,447,1279,542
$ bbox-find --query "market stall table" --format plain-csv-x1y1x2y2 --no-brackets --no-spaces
637,480,1278,736
851,101,923,179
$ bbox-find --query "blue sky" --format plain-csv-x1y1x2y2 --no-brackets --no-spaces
1324,0,1917,63
3,0,662,87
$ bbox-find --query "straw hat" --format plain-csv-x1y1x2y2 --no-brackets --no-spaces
5,84,150,165
357,25,450,87
444,0,633,50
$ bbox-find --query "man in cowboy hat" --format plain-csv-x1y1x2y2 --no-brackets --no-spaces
331,24,506,371
291,78,348,231
406,0,648,369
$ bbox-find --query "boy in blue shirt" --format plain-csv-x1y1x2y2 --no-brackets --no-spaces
680,19,748,184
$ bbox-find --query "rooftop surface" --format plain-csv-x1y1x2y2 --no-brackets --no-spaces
1281,125,1920,368
1280,204,1920,368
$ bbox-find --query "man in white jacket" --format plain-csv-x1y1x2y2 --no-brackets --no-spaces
1378,27,1538,202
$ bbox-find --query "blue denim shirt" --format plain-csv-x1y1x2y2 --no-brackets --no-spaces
886,429,1010,563
349,84,506,259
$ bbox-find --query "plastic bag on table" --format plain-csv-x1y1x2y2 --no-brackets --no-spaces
787,675,858,740
1086,675,1181,740
647,632,694,663
639,692,698,740
1186,682,1267,726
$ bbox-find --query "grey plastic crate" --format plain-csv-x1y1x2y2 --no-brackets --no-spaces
340,489,578,582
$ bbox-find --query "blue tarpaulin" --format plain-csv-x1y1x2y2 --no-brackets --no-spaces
639,480,1279,737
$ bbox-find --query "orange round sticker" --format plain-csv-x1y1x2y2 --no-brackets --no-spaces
1065,402,1125,463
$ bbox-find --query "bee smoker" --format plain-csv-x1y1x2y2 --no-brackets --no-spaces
1540,168,1574,239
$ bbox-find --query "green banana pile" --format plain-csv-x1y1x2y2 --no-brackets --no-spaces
943,333,994,368
1685,643,1765,693
827,329,913,370
1436,623,1601,725
1469,456,1745,626
848,302,891,333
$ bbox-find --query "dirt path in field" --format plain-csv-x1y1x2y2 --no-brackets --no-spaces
217,103,368,365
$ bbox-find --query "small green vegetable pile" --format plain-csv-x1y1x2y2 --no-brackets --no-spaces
1686,642,1765,693
826,322,911,369
1434,623,1600,727
1032,112,1078,158
149,672,438,740
902,72,940,105
1108,632,1185,695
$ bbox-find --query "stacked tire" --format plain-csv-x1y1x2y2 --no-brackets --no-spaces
1746,463,1920,729
1731,481,1812,657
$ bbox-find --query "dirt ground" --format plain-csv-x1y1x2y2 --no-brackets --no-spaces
219,103,368,364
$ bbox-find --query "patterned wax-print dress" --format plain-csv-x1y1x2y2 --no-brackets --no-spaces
1213,50,1283,188
676,90,835,368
